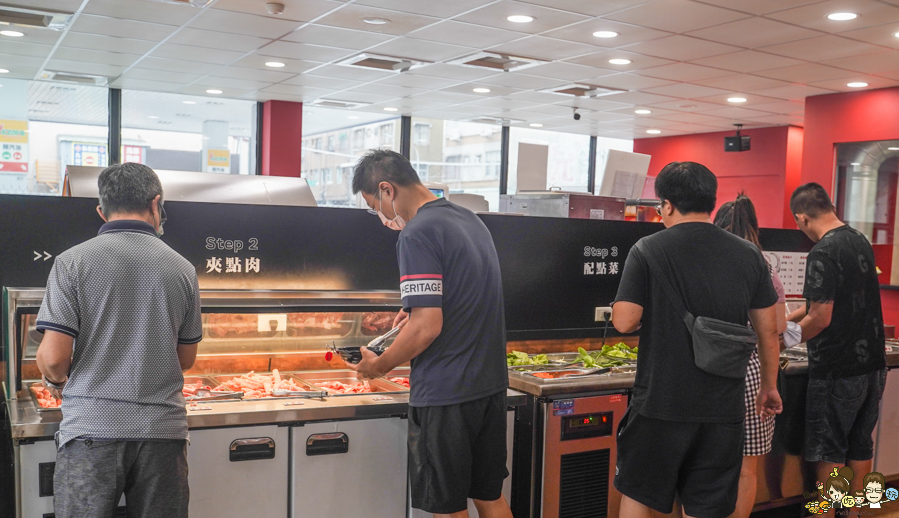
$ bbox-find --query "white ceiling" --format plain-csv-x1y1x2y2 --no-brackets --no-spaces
1,0,899,139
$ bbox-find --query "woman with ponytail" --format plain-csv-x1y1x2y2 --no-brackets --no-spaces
715,193,790,518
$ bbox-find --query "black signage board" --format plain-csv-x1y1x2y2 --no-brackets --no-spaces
0,195,813,344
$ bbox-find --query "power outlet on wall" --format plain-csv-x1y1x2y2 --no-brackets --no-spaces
594,306,613,322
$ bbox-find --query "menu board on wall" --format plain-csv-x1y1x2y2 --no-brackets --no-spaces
763,251,809,297
0,119,29,173
72,142,108,168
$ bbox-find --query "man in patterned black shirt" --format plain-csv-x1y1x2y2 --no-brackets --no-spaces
35,163,202,518
789,182,886,493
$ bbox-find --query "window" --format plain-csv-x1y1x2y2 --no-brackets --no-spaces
301,105,399,207
509,128,632,194
0,79,108,195
122,90,256,175
835,140,899,248
414,123,431,145
411,118,503,211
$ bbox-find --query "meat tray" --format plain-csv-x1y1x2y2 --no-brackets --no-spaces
209,373,327,399
27,382,60,413
291,370,408,396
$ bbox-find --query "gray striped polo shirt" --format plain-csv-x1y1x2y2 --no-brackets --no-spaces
37,219,202,448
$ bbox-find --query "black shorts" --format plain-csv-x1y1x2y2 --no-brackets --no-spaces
614,408,743,518
804,368,887,464
408,391,509,514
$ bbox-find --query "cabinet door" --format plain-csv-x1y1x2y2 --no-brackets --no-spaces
291,418,407,518
874,368,899,476
18,439,57,518
188,425,289,518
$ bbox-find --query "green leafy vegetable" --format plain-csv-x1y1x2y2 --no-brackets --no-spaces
506,351,549,366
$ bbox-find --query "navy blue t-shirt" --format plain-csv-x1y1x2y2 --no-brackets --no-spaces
398,198,508,407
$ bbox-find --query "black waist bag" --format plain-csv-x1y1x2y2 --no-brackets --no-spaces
636,240,757,379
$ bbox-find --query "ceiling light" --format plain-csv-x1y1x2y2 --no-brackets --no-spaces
895,32,899,38
827,12,857,20
383,107,398,112
0,30,24,37
593,31,618,38
0,68,8,74
362,17,390,24
148,115,158,119
265,61,286,68
529,123,543,127
507,15,534,23
206,89,223,94
183,100,196,105
888,147,899,150
635,109,652,114
347,116,359,119
609,58,631,65
847,82,868,88
850,162,861,165
727,97,747,103
473,87,491,93
646,129,661,134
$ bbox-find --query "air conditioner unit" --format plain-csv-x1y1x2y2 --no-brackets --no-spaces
540,84,625,98
448,51,545,73
335,53,426,73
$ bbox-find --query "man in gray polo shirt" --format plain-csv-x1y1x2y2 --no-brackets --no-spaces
35,162,202,518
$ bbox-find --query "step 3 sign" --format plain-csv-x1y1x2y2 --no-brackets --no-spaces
0,119,29,173
207,149,230,173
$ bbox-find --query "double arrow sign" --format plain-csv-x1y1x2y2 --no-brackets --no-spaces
33,251,52,262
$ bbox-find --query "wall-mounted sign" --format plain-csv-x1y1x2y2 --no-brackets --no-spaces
0,119,29,173
123,145,144,164
207,149,230,173
72,142,108,168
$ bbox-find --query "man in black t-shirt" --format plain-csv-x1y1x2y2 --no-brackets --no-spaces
349,149,511,518
788,183,886,490
612,162,782,518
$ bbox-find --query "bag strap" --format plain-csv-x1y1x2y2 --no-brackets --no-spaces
634,239,696,329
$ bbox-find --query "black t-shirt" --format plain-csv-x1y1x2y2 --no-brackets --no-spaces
397,198,508,407
803,225,885,379
614,223,778,422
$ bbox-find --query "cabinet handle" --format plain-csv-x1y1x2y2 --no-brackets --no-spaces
306,432,348,456
229,437,275,461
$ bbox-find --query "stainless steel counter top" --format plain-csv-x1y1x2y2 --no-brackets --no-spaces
8,389,528,440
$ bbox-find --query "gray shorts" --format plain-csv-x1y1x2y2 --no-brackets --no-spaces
804,368,887,464
54,438,188,518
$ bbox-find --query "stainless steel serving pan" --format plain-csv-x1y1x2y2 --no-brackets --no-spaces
292,370,408,396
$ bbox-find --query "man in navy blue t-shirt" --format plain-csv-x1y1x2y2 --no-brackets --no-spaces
350,149,511,518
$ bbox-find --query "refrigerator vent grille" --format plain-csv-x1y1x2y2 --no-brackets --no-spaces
558,448,609,518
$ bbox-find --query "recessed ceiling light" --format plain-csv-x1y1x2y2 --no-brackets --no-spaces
593,31,618,38
529,123,543,127
148,115,159,119
888,147,899,150
183,100,196,105
473,87,491,93
206,89,223,94
383,107,398,112
850,162,861,165
827,12,857,20
265,61,286,68
727,97,747,103
0,30,24,37
635,109,652,114
646,129,661,134
363,17,390,25
0,68,8,74
609,58,631,65
847,82,868,88
507,15,534,23
895,31,899,38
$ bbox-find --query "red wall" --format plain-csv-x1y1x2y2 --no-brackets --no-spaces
802,87,899,191
633,126,803,229
261,100,303,177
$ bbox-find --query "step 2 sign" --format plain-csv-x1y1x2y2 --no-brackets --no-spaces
0,119,29,173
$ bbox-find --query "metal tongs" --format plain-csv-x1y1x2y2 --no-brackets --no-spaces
368,326,401,349
272,388,328,399
186,389,244,402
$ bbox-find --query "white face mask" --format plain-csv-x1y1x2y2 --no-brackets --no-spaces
377,189,406,231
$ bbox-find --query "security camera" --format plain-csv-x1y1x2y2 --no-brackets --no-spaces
266,2,285,15
573,108,581,121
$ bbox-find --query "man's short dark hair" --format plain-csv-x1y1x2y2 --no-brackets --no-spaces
790,182,835,218
654,161,717,215
351,149,421,195
98,162,163,216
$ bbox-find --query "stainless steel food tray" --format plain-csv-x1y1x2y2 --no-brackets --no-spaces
209,373,326,399
27,382,60,413
292,370,408,396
